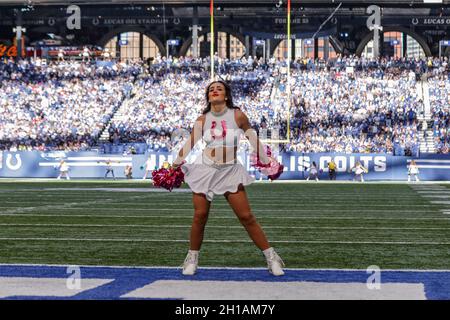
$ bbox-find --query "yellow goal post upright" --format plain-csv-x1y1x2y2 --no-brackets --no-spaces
210,0,215,82
261,0,291,150
210,0,292,156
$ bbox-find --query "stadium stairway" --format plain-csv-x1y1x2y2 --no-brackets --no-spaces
98,81,138,143
99,98,132,143
417,80,436,154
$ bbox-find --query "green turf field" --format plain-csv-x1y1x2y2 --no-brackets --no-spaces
0,181,449,269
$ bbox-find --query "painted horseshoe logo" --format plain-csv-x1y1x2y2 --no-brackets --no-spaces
331,17,338,25
173,18,181,25
6,154,22,171
92,18,100,26
48,18,56,26
412,18,419,25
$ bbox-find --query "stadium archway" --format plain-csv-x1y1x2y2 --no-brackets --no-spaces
98,28,164,61
273,37,338,60
180,30,246,59
356,27,431,58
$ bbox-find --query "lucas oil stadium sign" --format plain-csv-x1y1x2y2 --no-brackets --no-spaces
0,151,449,181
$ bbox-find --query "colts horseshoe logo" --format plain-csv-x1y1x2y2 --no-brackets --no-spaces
211,120,227,140
6,154,22,171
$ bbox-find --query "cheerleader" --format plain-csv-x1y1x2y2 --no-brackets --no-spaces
142,157,153,180
57,159,70,180
172,80,285,276
306,161,319,181
408,160,420,182
351,161,368,182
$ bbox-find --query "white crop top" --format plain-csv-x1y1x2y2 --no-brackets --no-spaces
203,108,244,148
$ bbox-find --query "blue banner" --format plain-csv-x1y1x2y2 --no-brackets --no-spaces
0,151,449,181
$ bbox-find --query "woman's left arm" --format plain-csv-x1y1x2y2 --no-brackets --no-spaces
236,110,270,165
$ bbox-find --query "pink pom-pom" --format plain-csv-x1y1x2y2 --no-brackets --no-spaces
259,157,284,180
152,164,185,191
267,162,284,180
250,145,284,181
250,145,273,169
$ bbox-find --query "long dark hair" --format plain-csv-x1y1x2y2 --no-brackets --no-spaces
202,80,240,114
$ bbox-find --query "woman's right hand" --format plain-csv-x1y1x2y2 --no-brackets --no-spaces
172,160,186,169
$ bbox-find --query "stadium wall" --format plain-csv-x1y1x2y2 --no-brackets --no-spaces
0,151,449,181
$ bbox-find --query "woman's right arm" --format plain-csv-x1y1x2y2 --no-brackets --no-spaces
173,115,205,167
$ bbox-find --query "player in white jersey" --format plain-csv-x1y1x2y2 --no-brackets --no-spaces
172,80,285,277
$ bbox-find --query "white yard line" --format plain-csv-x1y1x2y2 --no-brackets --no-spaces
430,201,450,205
0,207,438,213
1,263,450,272
0,223,447,231
0,213,447,220
0,203,439,208
419,195,450,199
0,237,448,245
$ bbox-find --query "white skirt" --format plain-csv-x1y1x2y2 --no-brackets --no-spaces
181,154,255,201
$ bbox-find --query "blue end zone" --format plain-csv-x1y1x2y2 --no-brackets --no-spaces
0,265,449,300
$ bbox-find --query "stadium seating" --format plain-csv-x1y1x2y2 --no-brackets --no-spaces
1,56,448,155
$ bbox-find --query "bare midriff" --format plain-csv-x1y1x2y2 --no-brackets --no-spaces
203,146,238,164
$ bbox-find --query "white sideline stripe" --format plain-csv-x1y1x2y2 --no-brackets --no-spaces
0,223,448,231
1,179,449,184
407,159,450,163
0,189,191,194
39,162,131,167
0,214,447,220
66,157,132,161
416,165,450,169
2,263,450,273
0,237,449,245
122,280,426,300
0,277,114,298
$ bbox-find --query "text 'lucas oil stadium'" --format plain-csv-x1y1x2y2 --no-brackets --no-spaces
0,0,450,307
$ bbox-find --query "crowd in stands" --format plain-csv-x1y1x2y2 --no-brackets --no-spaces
0,58,140,151
428,71,450,154
0,54,449,155
278,66,422,156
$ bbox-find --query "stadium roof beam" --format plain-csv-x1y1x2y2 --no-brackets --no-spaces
0,0,449,6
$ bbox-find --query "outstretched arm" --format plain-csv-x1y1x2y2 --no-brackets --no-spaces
173,115,205,167
237,110,270,165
